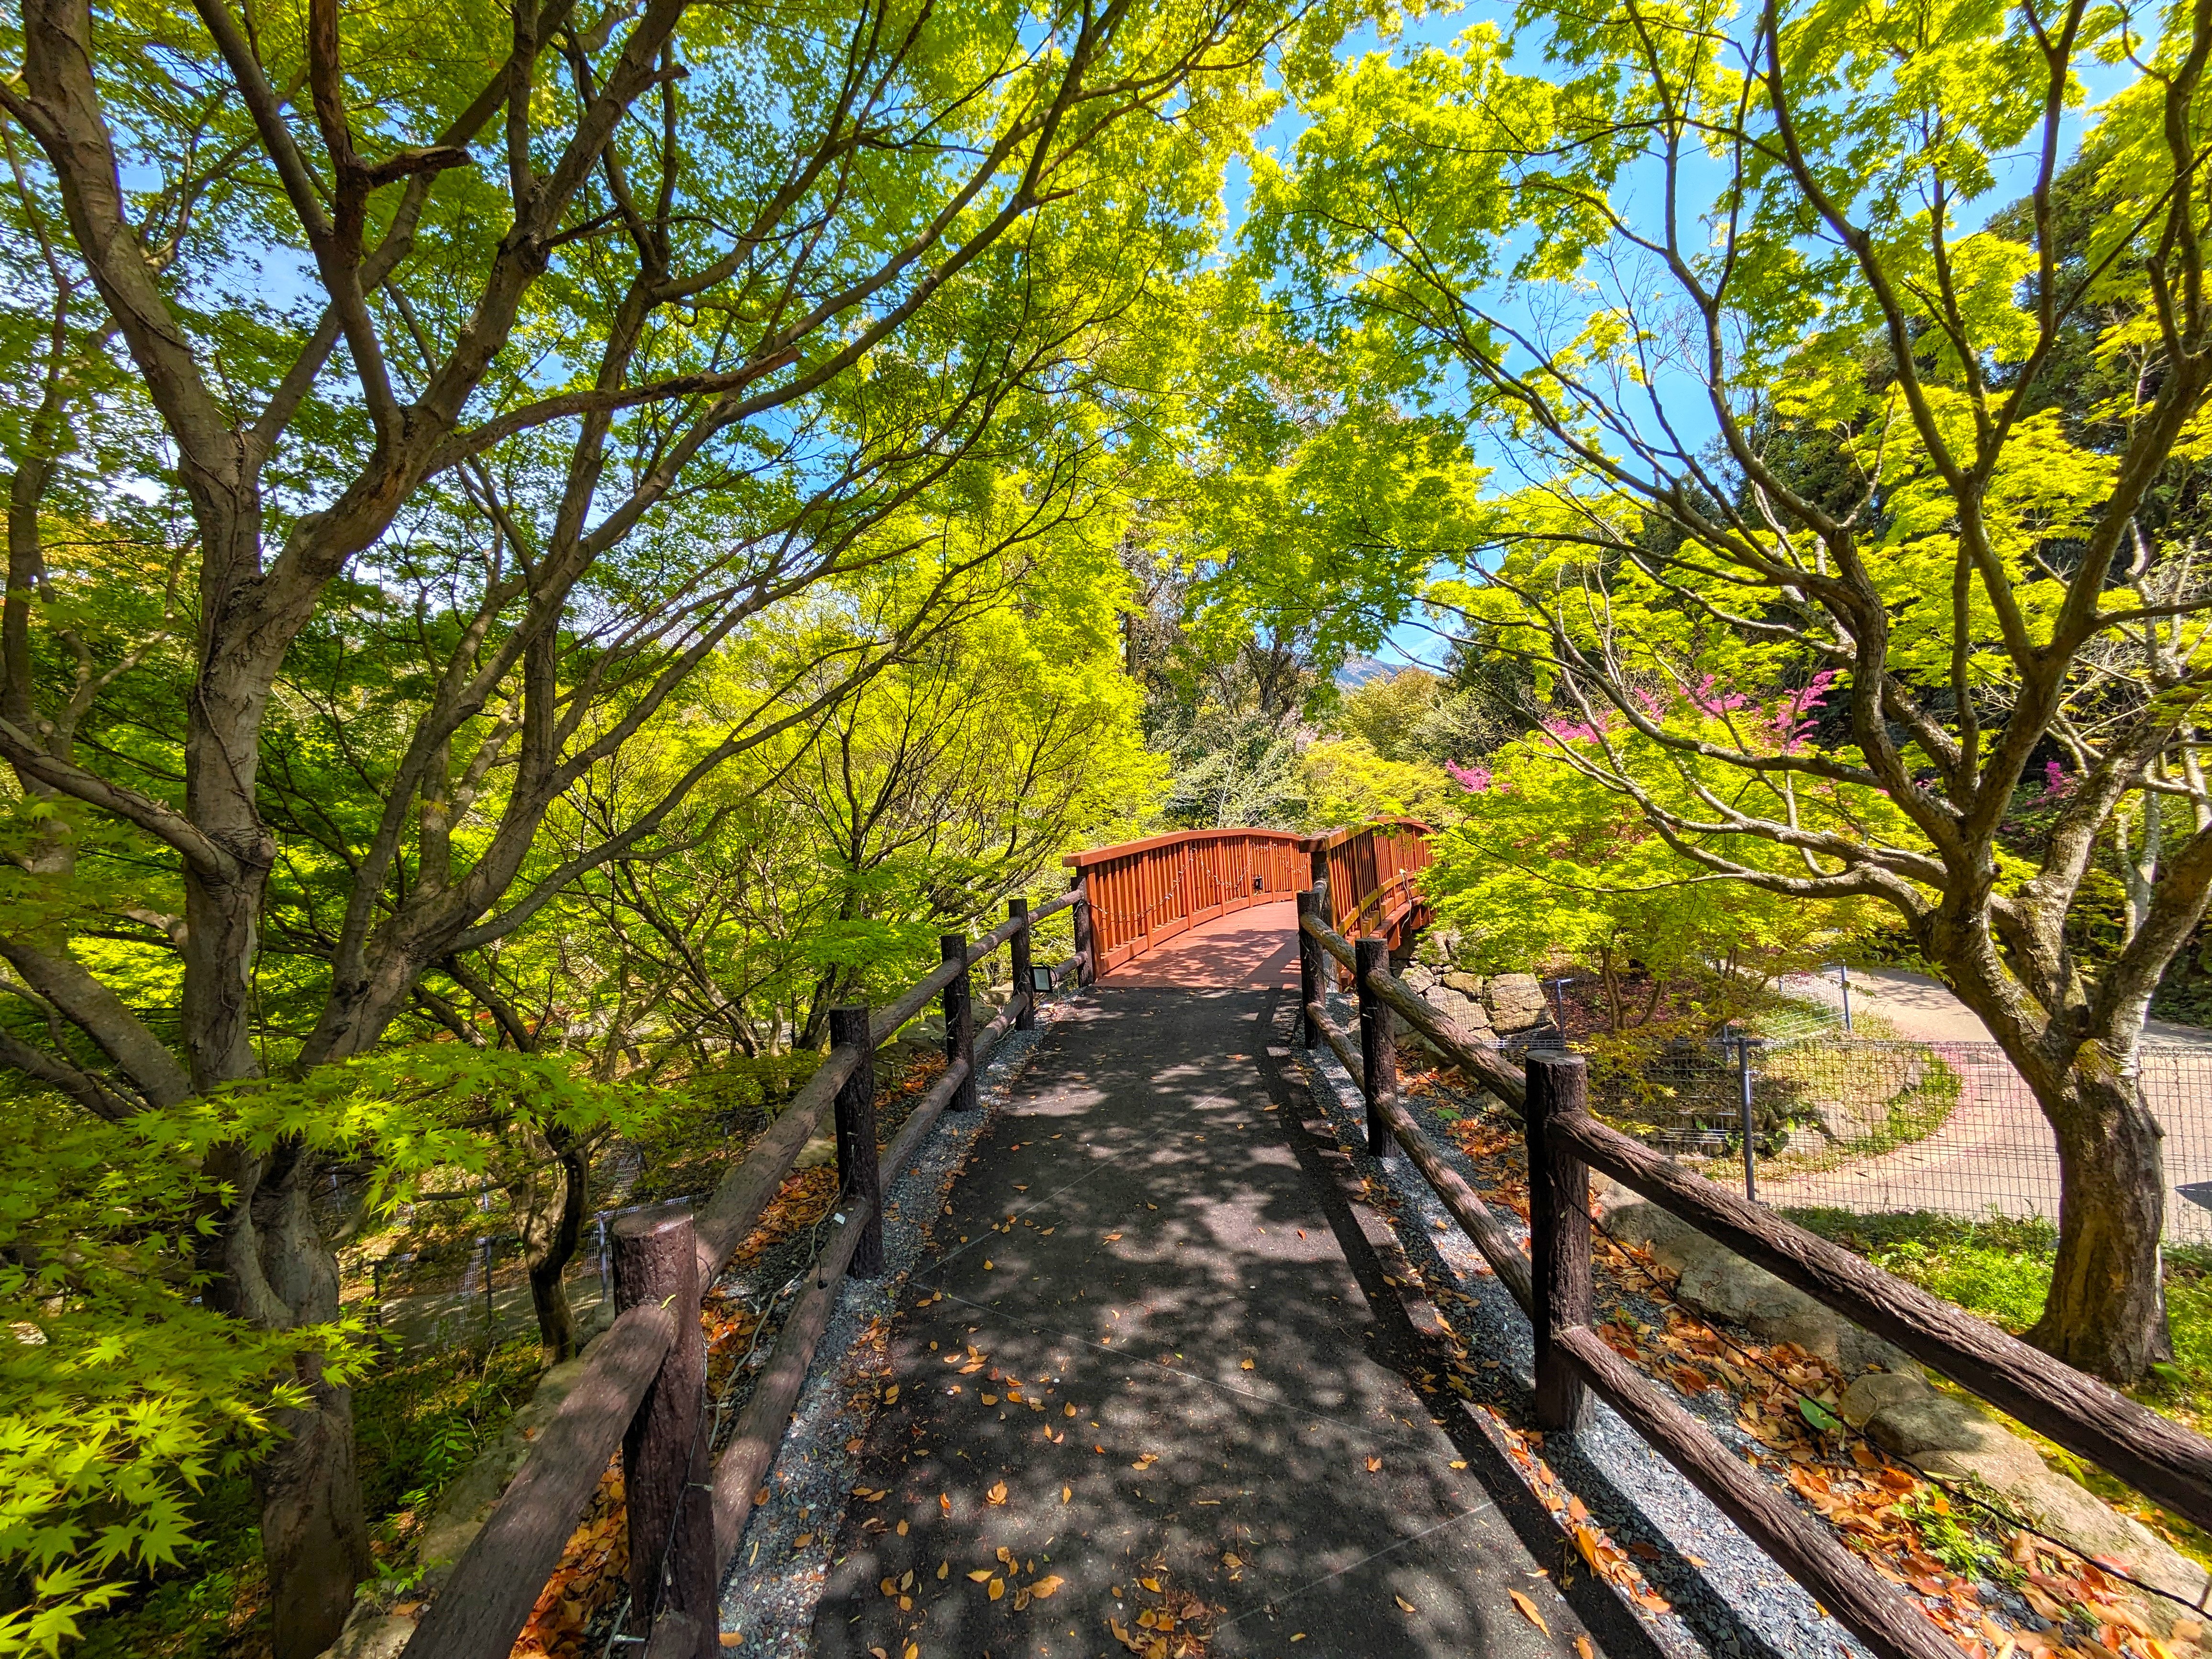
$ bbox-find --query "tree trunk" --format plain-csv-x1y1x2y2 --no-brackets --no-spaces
257,1358,370,1659
521,1126,591,1364
2027,1059,2173,1382
201,1145,372,1659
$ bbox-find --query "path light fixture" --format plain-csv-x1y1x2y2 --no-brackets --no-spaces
1030,964,1054,995
1547,976,1577,1033
1726,1032,1767,1202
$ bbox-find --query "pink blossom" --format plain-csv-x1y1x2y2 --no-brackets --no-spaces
2039,760,2072,800
1447,761,1495,794
1690,675,1752,716
1770,669,1837,753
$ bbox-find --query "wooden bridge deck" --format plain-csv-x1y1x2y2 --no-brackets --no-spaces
800,975,1595,1658
1093,897,1302,990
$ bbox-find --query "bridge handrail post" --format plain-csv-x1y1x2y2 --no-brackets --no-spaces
1071,877,1095,986
1295,891,1324,1049
612,1205,716,1657
940,934,977,1109
1008,898,1033,1030
1526,1052,1593,1434
1354,936,1394,1158
830,1006,884,1277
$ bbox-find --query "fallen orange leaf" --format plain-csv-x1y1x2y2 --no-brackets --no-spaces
1510,1589,1549,1636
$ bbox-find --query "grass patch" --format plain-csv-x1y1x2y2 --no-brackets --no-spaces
1786,1208,2212,1571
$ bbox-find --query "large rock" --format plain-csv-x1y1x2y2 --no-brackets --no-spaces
319,1615,418,1659
1442,971,1487,1000
1403,962,1438,994
1599,1188,1911,1373
1422,984,1489,1037
1838,1367,1932,1428
1486,973,1550,1033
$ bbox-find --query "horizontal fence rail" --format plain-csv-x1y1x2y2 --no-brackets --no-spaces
1290,901,2212,1659
401,889,1086,1659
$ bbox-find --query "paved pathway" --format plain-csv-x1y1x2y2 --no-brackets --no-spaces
1779,966,2212,1051
810,914,1599,1659
1767,970,2212,1245
1088,897,1301,989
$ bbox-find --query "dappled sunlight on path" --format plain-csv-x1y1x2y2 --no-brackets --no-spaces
810,987,1598,1659
1097,899,1300,990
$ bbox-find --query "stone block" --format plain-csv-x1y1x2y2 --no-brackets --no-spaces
1423,984,1487,1036
1487,973,1549,1033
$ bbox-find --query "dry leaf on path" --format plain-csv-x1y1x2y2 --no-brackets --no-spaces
1509,1590,1549,1636
1395,1594,1417,1613
986,1481,1008,1504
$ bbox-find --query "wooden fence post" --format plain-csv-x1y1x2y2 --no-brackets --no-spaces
830,1006,884,1278
1527,1052,1593,1434
1308,847,1331,932
612,1205,715,1658
1071,879,1095,986
1355,936,1394,1158
1009,898,1033,1031
1295,890,1323,1049
941,934,977,1110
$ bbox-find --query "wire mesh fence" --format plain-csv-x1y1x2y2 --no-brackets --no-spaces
1541,1029,2212,1249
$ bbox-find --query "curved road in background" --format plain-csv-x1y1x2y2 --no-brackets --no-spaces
1765,969,2212,1247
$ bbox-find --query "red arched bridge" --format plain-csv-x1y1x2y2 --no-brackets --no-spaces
1065,817,1433,984
395,818,2212,1659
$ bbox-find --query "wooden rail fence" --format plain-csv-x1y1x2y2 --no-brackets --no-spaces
400,892,1091,1659
1294,902,2212,1659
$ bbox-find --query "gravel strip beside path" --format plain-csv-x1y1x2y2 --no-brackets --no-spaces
1299,986,1865,1659
712,998,1074,1656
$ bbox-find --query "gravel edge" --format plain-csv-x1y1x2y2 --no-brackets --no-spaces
711,996,1075,1655
1295,985,1875,1659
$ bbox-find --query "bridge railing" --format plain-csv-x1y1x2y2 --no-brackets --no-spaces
1064,817,1434,977
1301,814,1433,945
1064,827,1309,975
1294,902,2212,1659
399,892,1086,1659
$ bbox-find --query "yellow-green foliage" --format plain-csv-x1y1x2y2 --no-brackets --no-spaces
1296,736,1460,830
0,1101,317,1657
1425,708,1897,985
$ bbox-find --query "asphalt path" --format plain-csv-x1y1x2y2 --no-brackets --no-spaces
809,983,1597,1659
